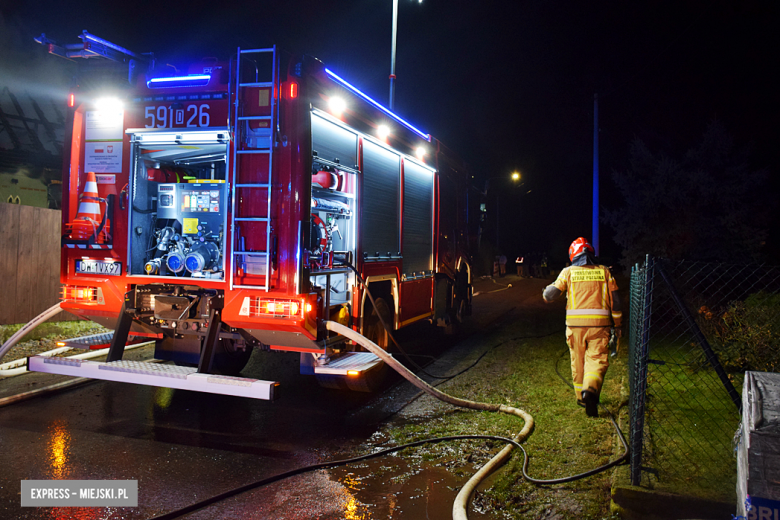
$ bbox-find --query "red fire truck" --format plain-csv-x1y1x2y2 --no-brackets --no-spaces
29,32,474,399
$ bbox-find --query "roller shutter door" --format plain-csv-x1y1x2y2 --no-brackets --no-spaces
362,140,400,260
402,160,434,277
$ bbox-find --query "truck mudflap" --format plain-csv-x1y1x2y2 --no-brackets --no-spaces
27,356,279,400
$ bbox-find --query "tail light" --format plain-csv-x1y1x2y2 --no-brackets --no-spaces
248,298,305,318
61,285,98,302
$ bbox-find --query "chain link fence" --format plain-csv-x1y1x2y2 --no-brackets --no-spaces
628,256,780,501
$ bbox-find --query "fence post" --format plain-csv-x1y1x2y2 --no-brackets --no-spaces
655,260,743,413
630,254,653,485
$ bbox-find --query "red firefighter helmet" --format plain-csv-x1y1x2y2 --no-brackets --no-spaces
569,237,594,262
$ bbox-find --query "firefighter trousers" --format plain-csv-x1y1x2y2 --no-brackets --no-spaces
565,326,610,400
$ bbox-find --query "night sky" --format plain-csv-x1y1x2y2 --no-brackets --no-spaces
2,1,778,266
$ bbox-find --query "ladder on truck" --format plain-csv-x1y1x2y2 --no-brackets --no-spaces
229,46,277,291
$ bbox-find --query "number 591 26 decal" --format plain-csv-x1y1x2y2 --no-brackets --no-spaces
144,104,211,128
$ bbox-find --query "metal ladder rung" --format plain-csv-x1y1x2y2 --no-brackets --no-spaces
235,184,270,188
234,251,268,256
238,116,272,121
240,48,275,54
236,150,271,155
239,82,273,88
234,217,269,222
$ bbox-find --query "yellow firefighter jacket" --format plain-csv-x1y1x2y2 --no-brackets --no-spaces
551,265,622,327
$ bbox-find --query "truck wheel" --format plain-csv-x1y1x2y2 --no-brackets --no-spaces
211,338,254,376
348,297,392,391
365,297,392,349
456,298,467,323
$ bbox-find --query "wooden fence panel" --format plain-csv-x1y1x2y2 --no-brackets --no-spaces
15,205,37,324
0,204,20,326
0,203,70,325
41,209,63,317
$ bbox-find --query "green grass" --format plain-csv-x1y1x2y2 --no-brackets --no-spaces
0,320,109,347
380,322,627,519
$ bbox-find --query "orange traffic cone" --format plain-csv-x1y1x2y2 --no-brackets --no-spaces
70,172,110,243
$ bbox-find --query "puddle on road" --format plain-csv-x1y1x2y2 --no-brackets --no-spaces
327,454,503,519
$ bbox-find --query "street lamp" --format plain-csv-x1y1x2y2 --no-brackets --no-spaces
389,0,423,110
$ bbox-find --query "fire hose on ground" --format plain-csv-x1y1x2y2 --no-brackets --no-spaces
2,290,628,519
326,320,535,519
0,302,64,363
0,302,156,407
148,318,627,520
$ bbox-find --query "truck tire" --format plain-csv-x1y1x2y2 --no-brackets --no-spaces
211,338,254,376
364,297,392,349
173,338,253,376
347,297,392,391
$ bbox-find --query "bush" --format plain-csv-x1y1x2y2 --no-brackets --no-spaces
697,292,780,373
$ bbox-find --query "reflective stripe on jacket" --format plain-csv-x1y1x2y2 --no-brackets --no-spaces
552,265,620,327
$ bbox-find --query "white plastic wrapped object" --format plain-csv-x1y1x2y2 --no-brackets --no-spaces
736,371,780,519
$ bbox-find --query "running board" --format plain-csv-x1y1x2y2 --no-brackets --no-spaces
27,356,279,400
313,352,385,376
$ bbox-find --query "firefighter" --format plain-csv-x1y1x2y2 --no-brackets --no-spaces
542,237,622,417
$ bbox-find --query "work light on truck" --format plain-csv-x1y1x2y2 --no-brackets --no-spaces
94,97,123,112
328,96,346,115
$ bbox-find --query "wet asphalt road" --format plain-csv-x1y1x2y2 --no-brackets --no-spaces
0,275,548,520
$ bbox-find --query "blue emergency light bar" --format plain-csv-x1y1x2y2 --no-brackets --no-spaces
80,31,141,59
324,68,431,142
147,74,211,89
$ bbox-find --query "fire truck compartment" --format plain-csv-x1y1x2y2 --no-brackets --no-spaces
127,130,229,280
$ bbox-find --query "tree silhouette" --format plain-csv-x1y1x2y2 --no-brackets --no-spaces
606,121,769,268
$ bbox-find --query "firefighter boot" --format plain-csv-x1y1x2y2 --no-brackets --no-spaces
581,390,599,418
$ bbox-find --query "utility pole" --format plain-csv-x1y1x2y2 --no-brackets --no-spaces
592,93,600,257
389,0,398,110
496,192,500,250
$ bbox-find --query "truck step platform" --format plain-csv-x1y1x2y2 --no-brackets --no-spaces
56,331,161,350
313,352,385,376
27,356,279,400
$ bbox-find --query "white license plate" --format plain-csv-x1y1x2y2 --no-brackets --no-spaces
75,260,122,276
